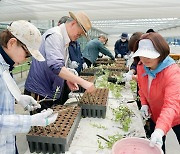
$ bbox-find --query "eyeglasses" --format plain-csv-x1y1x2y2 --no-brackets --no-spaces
21,45,31,58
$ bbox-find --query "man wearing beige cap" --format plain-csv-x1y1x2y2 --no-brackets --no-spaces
25,11,95,110
0,20,58,154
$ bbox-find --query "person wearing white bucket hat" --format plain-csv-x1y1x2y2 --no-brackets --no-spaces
0,20,58,154
25,11,95,111
132,32,180,153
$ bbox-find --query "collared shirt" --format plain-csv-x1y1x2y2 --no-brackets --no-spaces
0,46,15,74
82,38,114,63
25,24,71,99
0,48,31,154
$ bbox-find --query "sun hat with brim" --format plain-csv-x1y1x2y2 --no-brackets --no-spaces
69,11,92,37
132,39,160,59
7,20,45,61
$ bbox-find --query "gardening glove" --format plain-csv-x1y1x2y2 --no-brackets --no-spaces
67,68,79,76
31,108,58,126
69,61,79,69
124,55,129,60
98,52,103,57
150,129,164,148
82,62,88,69
117,54,121,58
140,105,150,120
122,70,134,82
18,95,41,111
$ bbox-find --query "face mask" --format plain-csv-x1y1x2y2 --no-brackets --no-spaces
121,38,126,42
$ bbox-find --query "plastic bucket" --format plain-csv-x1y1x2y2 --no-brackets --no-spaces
112,137,163,154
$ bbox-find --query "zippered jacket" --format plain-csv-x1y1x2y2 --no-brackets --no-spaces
137,63,180,134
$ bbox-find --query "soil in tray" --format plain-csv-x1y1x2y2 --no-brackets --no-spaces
28,105,81,138
79,88,109,106
80,76,96,83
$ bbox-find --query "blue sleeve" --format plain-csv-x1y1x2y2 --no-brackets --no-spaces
0,115,31,134
114,40,119,55
44,33,65,75
130,61,137,74
99,42,114,59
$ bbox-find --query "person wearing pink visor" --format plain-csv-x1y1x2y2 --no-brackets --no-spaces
132,32,180,153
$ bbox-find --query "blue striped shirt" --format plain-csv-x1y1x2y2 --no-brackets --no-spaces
0,51,31,154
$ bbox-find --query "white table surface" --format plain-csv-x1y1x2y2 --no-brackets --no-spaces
66,87,146,154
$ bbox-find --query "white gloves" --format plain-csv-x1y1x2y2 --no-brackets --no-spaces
122,70,134,82
98,52,103,57
18,95,41,111
117,54,121,58
68,68,79,76
69,61,79,69
82,62,88,69
31,108,58,126
140,105,151,120
124,55,129,60
150,129,164,148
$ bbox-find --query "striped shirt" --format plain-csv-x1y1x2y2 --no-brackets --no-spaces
0,51,31,154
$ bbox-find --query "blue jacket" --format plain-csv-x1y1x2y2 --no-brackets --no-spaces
114,39,129,57
68,41,84,73
82,38,114,63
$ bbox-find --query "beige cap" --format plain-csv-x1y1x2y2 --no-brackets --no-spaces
7,20,45,61
69,11,92,37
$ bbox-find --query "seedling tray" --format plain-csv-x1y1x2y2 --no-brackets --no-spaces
107,71,121,83
78,88,109,118
94,59,114,66
26,105,81,154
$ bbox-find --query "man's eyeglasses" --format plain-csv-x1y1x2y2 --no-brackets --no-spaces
21,45,31,58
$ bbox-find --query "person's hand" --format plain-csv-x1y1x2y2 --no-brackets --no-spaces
84,82,96,93
150,129,164,148
69,61,79,69
66,81,79,91
140,105,150,120
18,95,41,111
82,62,88,69
124,55,129,60
117,54,121,58
122,70,134,82
31,108,58,126
67,68,79,76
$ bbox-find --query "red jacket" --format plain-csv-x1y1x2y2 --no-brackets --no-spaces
137,63,180,134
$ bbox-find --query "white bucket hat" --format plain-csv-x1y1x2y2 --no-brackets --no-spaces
132,39,160,59
69,11,92,37
7,20,45,61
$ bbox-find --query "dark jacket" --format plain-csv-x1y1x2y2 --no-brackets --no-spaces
69,41,84,73
114,39,129,58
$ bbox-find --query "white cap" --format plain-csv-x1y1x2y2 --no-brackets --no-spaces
7,20,45,61
132,39,160,59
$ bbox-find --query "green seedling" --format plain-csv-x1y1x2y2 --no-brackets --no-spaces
90,123,107,130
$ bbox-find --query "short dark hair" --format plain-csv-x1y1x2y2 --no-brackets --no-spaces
0,30,23,48
146,29,155,33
